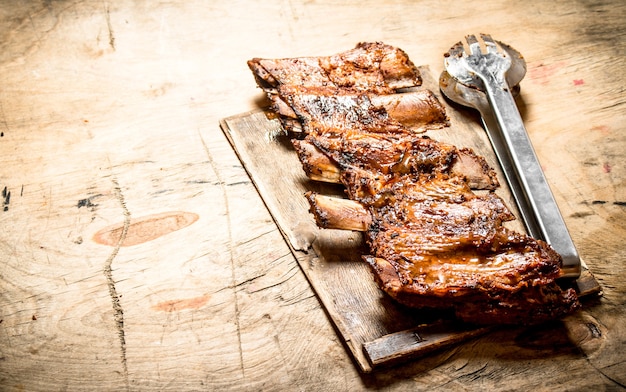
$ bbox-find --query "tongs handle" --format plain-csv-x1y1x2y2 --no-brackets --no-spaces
482,75,581,278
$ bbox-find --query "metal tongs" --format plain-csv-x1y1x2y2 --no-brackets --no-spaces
440,34,581,278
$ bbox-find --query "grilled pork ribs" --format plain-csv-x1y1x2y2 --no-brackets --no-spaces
248,42,579,325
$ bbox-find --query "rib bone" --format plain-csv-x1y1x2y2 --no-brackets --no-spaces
273,89,449,134
293,139,499,190
305,192,371,231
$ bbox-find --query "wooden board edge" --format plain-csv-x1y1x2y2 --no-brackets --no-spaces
573,264,603,298
363,324,493,369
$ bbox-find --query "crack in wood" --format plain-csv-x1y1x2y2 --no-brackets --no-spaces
2,186,10,211
103,3,115,51
104,177,130,390
584,355,626,389
0,100,10,133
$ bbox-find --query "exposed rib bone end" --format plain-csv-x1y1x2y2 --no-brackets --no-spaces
305,192,371,231
293,139,341,183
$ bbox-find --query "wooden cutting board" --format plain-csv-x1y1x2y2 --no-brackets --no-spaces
219,67,600,373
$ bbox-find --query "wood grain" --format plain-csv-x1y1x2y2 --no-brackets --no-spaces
0,0,624,390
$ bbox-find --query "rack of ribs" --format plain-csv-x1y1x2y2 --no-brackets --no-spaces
248,42,580,325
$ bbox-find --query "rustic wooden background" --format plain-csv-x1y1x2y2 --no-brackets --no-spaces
1,1,624,390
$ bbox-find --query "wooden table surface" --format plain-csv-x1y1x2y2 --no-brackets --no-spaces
1,1,624,390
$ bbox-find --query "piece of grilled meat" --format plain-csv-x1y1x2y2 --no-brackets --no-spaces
300,118,581,324
307,174,580,325
248,43,580,325
274,87,449,134
248,41,422,94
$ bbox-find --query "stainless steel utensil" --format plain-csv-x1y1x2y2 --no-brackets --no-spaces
439,72,543,240
440,34,581,278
